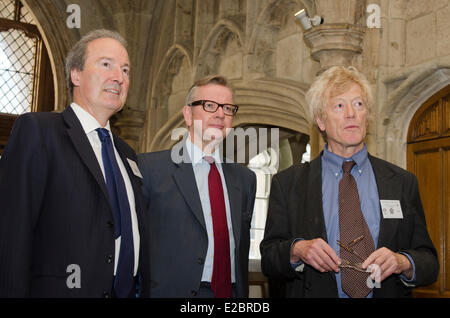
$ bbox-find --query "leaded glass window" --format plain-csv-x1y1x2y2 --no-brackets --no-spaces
0,0,38,115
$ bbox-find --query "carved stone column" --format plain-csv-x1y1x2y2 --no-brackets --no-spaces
303,23,365,156
303,23,365,70
111,106,145,152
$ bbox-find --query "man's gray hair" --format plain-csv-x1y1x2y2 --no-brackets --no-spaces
65,29,128,99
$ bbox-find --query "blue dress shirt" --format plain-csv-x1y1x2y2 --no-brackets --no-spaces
322,144,380,297
185,136,236,283
291,144,415,297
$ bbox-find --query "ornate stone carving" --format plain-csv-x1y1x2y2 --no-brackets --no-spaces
409,102,441,142
303,23,365,70
408,89,450,143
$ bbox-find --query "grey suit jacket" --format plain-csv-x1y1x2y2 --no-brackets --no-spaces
138,147,256,298
260,152,439,298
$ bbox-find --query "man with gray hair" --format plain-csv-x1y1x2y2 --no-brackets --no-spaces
260,66,438,298
0,29,149,298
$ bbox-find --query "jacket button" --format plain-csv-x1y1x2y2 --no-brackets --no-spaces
197,258,204,265
191,290,197,296
107,221,114,228
106,254,113,264
103,291,110,298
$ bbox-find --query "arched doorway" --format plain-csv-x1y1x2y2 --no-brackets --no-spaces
407,84,450,297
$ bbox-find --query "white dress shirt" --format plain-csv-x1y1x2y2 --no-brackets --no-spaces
70,103,140,276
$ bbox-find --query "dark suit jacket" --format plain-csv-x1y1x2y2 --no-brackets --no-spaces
138,147,256,298
260,152,439,298
0,107,150,298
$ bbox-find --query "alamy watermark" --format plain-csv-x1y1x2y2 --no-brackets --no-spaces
66,4,81,29
366,263,381,289
366,4,381,29
66,264,81,289
170,121,279,164
63,3,382,30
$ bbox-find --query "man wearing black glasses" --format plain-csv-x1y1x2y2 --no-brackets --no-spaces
138,75,256,298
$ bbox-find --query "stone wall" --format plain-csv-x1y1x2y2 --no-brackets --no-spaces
375,0,450,167
22,0,450,168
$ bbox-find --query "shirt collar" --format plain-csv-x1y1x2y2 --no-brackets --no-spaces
322,143,369,178
185,133,222,166
70,103,111,135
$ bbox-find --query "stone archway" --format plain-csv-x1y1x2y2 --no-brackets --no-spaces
148,77,311,152
195,19,244,80
143,44,193,151
247,0,311,77
379,61,450,167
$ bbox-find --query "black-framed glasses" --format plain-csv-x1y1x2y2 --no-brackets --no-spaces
189,99,239,116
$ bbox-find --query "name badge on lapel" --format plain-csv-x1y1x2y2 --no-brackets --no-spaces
126,158,143,179
380,200,403,219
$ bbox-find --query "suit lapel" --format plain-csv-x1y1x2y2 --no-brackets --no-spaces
305,154,338,290
170,145,243,238
369,155,401,248
172,149,207,230
63,107,110,204
221,162,242,249
304,154,328,241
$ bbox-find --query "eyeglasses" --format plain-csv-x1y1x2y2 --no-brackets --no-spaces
339,260,366,272
337,235,368,273
189,99,239,116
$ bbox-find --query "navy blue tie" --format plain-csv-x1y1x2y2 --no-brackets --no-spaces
96,128,134,298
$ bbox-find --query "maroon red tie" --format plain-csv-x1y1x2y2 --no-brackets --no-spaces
205,157,232,298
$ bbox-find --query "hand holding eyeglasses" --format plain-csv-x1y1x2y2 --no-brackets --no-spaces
338,235,413,281
290,238,341,273
337,235,368,273
291,237,413,282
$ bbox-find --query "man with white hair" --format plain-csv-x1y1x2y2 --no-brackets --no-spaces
261,66,438,298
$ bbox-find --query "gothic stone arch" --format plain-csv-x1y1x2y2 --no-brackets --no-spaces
149,77,310,152
380,58,450,167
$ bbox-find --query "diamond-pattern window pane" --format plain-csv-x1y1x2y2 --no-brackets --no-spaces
0,29,36,114
0,0,15,20
20,3,35,24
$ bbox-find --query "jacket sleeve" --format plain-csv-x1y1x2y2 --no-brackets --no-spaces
260,173,300,280
401,173,439,287
0,114,48,297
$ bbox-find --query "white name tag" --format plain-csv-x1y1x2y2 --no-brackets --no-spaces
127,158,143,179
380,200,403,219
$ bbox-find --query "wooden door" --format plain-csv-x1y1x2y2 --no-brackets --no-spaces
407,84,450,297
